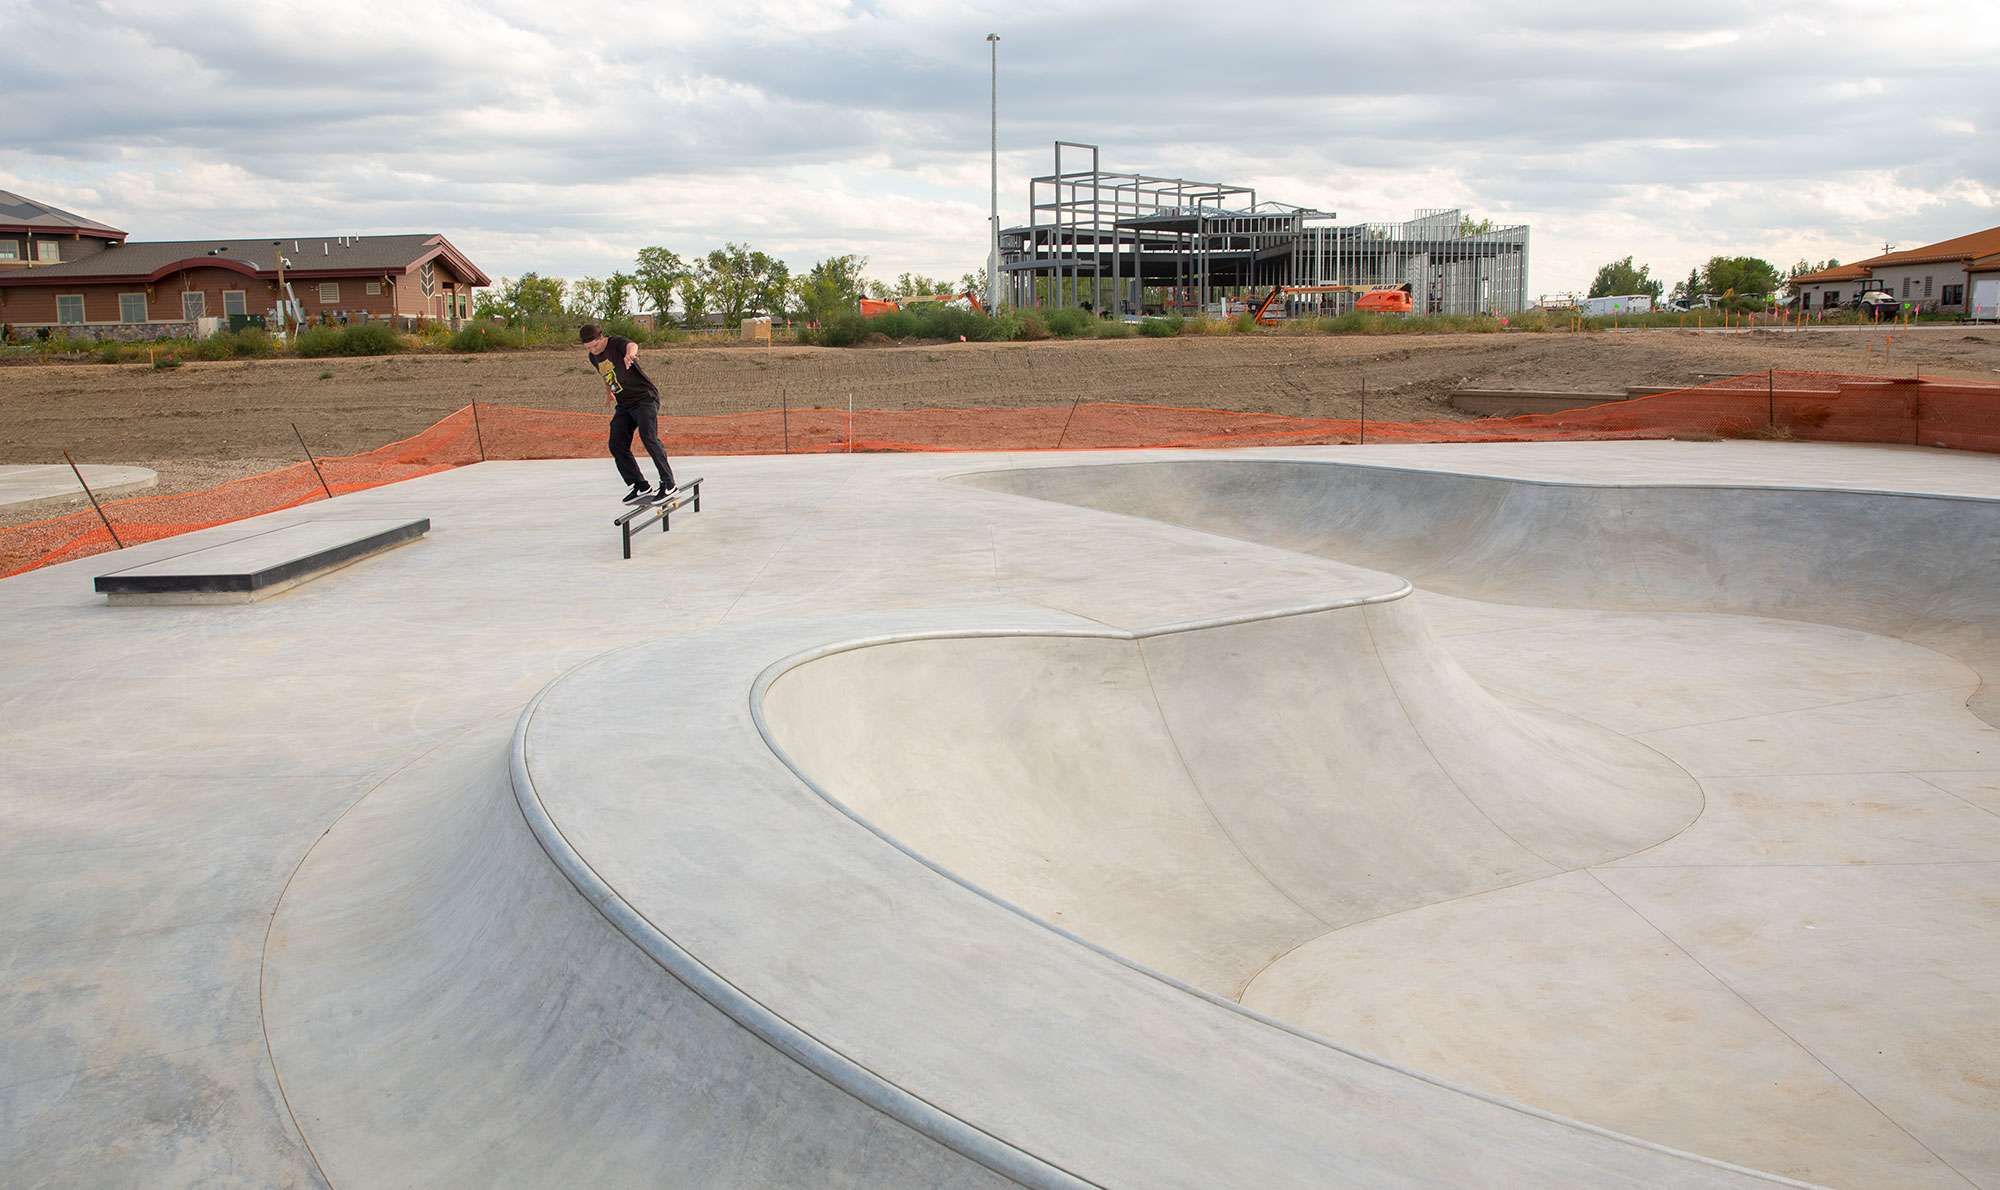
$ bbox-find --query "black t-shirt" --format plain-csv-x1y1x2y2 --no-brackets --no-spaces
588,336,660,405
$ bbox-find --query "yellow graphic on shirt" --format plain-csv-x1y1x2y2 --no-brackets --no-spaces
596,358,622,396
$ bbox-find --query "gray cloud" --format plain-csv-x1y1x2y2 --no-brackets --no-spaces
1,0,1991,291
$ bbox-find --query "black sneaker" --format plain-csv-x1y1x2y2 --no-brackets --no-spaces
657,476,676,496
623,483,653,504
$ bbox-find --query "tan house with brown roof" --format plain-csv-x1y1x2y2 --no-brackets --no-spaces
1790,262,1877,312
0,192,491,338
1793,225,2000,316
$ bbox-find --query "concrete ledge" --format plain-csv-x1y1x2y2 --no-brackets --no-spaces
1449,386,1682,417
0,463,157,515
93,517,429,603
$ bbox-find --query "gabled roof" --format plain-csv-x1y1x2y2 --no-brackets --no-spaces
1791,263,1869,285
0,233,491,287
1850,225,2000,269
0,191,128,239
1971,251,2000,274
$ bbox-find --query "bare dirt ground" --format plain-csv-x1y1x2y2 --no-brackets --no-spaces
3,326,1996,528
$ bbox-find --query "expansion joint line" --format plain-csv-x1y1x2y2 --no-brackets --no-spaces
1584,870,1972,1184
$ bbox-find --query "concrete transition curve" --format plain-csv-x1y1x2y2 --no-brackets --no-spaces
257,453,2000,1188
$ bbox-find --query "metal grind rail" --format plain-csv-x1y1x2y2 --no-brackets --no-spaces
612,478,703,559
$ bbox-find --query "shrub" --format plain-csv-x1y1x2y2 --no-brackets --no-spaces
1232,312,1259,334
599,314,650,343
218,327,277,357
99,341,126,364
1042,307,1096,338
293,326,341,357
1014,313,1052,341
297,322,405,357
816,311,873,347
1138,316,1181,338
1092,318,1136,339
187,335,234,361
448,324,525,352
336,322,405,355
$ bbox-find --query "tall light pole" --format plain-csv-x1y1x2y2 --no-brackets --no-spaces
987,33,1000,313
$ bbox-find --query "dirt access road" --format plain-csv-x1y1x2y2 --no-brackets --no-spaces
3,325,1996,524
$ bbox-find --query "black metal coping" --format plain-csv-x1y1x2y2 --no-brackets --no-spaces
94,519,430,595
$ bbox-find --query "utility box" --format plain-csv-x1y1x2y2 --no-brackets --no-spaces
741,316,772,343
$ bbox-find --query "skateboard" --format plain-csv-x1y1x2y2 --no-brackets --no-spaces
613,478,702,558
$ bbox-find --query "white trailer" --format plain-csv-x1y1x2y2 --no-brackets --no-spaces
1972,279,1998,322
1581,294,1654,316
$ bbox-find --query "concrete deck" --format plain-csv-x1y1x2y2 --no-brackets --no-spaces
0,463,156,516
2,440,1996,1187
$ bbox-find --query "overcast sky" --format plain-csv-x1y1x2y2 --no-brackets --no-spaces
4,0,1994,298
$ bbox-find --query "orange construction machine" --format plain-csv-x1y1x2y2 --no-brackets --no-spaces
1247,282,1414,322
859,291,987,317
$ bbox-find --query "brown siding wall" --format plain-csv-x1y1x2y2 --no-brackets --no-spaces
286,274,401,322
2,254,480,332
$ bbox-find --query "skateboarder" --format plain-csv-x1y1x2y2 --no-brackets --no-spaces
581,324,676,504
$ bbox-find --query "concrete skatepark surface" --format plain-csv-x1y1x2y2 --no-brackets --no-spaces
2,439,1996,1187
0,463,155,516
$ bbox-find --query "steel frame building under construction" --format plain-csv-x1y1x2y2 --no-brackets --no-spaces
997,142,1530,317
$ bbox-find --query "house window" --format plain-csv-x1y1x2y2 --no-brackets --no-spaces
319,282,340,303
223,290,247,316
0,241,18,260
365,281,381,296
56,295,84,324
1943,284,1964,305
36,241,60,262
120,293,148,323
1901,278,1910,298
182,292,205,320
1924,275,1933,298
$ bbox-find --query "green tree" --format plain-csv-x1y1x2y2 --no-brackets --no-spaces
1587,256,1664,301
793,254,870,324
892,272,954,297
566,276,610,321
700,243,791,325
1669,267,1703,304
1782,259,1841,300
1700,255,1782,300
477,273,568,327
605,271,634,319
633,247,688,321
676,273,710,328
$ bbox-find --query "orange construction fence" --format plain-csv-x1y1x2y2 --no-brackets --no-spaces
6,370,1997,579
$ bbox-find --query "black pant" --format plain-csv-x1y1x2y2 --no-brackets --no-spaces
608,398,674,490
